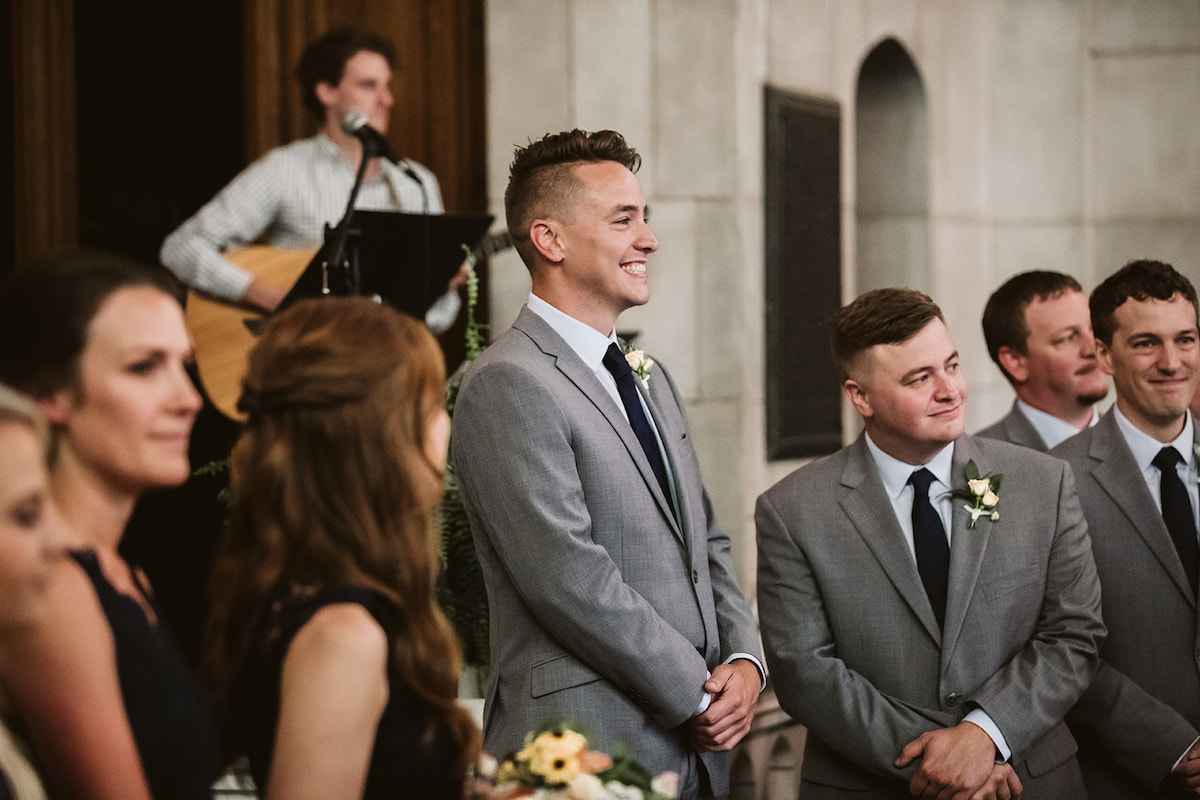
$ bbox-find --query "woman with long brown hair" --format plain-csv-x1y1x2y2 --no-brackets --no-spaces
204,297,478,799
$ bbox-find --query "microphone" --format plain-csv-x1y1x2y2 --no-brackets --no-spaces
341,108,400,164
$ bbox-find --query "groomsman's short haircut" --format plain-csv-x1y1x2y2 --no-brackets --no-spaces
982,270,1084,384
504,129,642,269
829,288,944,381
1090,260,1198,346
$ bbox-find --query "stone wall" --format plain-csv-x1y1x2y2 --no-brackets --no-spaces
484,0,1200,600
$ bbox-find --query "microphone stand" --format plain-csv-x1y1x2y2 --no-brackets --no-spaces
323,140,381,297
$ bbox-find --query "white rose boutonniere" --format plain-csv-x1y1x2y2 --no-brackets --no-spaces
624,349,654,387
949,459,1002,529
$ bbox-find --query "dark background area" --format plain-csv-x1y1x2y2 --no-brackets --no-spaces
4,0,489,665
73,1,246,666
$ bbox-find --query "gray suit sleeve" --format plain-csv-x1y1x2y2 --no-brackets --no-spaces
755,491,955,780
964,462,1106,754
453,360,710,728
1068,661,1198,789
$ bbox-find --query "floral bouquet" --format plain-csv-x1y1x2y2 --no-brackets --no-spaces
470,725,678,800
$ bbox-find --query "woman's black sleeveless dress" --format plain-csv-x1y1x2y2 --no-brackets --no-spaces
235,585,463,799
71,549,220,800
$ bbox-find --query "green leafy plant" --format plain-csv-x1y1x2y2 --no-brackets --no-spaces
436,251,491,670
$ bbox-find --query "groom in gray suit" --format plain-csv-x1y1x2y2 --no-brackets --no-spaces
1051,260,1200,798
452,129,762,799
756,288,1105,799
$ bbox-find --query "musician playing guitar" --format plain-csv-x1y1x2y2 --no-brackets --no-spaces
160,27,466,326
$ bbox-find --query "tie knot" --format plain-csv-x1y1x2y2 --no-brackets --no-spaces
603,343,632,379
909,468,937,496
1153,446,1184,472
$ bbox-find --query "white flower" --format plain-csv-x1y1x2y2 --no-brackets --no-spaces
624,349,654,383
564,773,606,800
603,781,646,800
476,753,499,780
956,460,1002,529
651,771,679,798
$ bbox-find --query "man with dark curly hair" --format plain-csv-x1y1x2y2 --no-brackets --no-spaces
1052,259,1200,799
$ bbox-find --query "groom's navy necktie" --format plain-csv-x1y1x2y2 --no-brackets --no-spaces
909,468,949,629
602,343,672,503
1153,446,1199,597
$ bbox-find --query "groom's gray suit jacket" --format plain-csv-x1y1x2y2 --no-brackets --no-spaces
756,433,1105,799
452,306,760,794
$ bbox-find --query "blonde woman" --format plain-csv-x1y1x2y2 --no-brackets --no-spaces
0,385,66,800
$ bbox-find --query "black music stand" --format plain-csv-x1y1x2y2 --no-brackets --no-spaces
279,211,494,319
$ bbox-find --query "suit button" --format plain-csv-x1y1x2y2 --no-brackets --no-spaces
692,569,699,584
945,693,962,707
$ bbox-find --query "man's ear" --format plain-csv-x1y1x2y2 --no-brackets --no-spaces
843,379,873,419
530,220,565,264
1095,339,1115,377
996,346,1029,384
314,81,337,110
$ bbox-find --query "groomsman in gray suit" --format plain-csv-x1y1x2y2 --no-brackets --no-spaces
1051,260,1200,798
978,271,1109,451
452,129,762,799
757,288,1105,799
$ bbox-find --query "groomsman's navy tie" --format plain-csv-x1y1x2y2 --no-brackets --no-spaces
910,468,949,629
603,343,672,503
1153,446,1199,597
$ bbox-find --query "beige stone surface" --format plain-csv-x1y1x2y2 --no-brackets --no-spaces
484,0,1200,593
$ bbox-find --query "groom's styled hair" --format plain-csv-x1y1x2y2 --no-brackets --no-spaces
504,129,642,269
829,288,945,382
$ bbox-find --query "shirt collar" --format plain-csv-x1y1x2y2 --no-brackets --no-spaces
314,134,388,183
1016,398,1098,450
1113,405,1196,473
527,292,617,371
314,133,345,162
865,433,956,501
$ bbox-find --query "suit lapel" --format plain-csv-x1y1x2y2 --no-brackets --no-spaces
941,436,995,664
839,437,942,643
640,379,689,533
1090,412,1195,605
513,308,684,542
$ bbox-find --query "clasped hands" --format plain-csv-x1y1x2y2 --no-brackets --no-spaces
1172,737,1200,796
686,660,760,752
895,721,1022,800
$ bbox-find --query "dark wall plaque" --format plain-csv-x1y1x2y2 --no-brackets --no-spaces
764,86,843,460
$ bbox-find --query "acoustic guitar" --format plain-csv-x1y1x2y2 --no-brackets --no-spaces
185,232,512,421
184,246,316,421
